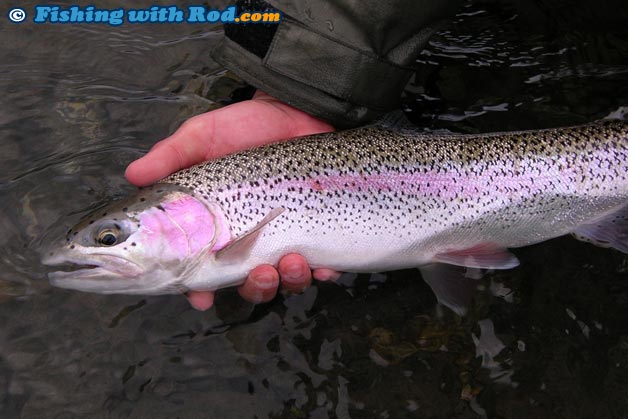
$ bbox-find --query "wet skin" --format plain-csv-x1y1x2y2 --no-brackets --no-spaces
125,91,341,310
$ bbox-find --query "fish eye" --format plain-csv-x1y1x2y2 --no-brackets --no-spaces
97,229,118,246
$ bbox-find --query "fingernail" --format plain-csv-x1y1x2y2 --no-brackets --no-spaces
315,270,342,282
284,264,303,281
251,274,278,290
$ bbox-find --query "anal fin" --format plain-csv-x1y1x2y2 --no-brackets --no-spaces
572,205,627,253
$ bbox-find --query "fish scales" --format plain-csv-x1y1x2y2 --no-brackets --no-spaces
43,119,628,306
161,120,628,271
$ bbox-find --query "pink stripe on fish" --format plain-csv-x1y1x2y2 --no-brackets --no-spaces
304,162,579,198
222,164,578,200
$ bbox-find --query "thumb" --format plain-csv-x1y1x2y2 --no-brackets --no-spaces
125,114,217,186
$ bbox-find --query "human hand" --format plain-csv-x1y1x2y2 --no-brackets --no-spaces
126,91,341,310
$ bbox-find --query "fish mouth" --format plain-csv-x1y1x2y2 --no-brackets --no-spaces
43,253,143,283
41,246,180,295
44,255,177,295
44,255,150,294
48,265,120,282
49,262,99,273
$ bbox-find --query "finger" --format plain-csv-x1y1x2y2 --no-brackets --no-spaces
313,268,342,282
125,115,216,186
125,142,193,186
278,253,312,293
238,264,280,303
186,291,215,311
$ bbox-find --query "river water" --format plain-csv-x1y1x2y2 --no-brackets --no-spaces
1,0,627,417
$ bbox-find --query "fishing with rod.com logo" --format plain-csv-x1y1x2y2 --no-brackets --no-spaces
7,5,282,25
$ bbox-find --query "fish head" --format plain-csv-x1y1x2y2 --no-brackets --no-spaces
42,184,231,295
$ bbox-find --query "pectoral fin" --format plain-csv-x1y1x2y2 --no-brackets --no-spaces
572,205,627,253
216,207,285,263
420,264,483,316
433,243,519,270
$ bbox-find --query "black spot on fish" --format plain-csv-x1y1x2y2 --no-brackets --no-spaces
103,212,107,216
122,207,128,212
89,220,95,225
131,242,136,246
140,198,146,202
70,245,75,249
156,205,165,212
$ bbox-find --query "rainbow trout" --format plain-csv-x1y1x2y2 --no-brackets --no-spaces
42,120,628,314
